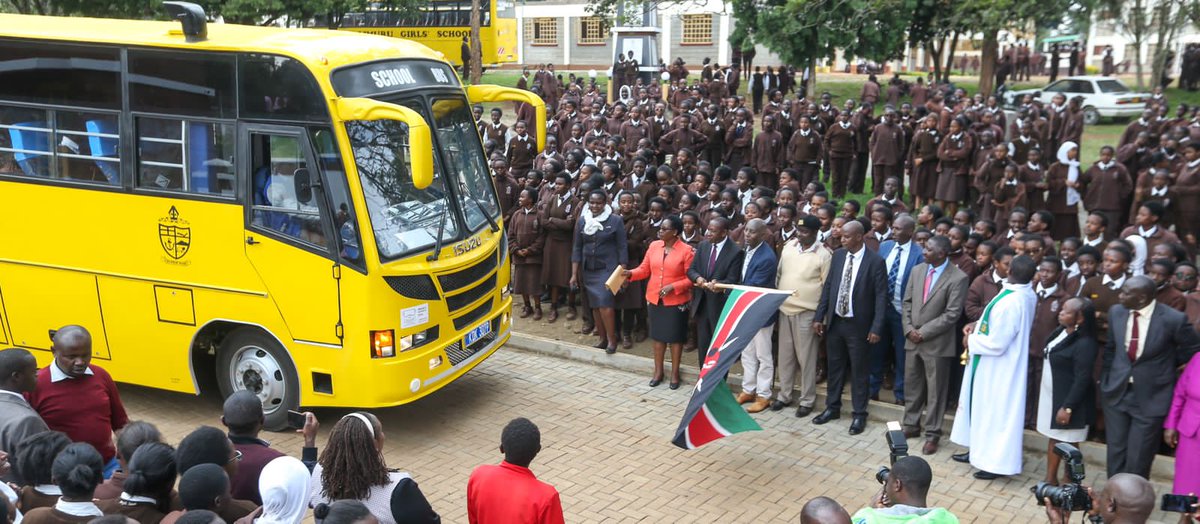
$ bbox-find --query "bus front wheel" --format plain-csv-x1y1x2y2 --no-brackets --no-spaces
216,328,300,432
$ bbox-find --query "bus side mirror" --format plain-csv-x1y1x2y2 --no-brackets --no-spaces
334,98,433,190
294,168,314,203
467,84,546,153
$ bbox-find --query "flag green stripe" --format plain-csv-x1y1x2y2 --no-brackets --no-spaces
704,380,762,434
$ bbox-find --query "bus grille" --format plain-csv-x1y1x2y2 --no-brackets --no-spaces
438,249,498,293
445,273,496,312
444,317,501,366
452,299,493,331
382,275,439,300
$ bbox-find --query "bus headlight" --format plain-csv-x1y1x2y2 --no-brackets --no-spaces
400,330,431,352
371,329,395,358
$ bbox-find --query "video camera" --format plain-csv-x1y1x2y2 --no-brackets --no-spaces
1031,443,1091,512
875,422,909,484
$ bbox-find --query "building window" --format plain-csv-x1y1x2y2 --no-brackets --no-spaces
680,14,713,45
525,17,558,46
576,17,606,45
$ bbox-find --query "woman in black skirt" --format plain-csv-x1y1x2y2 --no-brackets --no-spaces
622,215,696,389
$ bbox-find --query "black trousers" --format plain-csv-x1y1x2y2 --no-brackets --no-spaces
824,316,872,416
1105,392,1164,479
695,308,719,367
851,152,870,194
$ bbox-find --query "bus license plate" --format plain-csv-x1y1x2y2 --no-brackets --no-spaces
464,320,492,347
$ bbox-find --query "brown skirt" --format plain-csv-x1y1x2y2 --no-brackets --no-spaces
934,171,967,203
912,163,939,199
513,263,543,296
541,236,573,287
1052,211,1081,240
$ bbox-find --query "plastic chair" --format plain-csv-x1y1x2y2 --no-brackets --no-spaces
85,119,120,184
8,122,51,177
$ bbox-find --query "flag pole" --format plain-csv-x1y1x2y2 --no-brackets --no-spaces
711,283,796,295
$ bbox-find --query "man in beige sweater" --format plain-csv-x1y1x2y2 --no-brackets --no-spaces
772,215,833,417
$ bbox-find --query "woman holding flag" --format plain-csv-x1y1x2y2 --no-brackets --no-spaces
622,215,695,389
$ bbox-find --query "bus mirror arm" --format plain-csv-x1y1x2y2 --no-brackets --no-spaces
466,85,546,153
293,168,317,204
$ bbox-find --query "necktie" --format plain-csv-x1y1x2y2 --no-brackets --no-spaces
888,247,904,295
922,266,935,302
1127,311,1140,363
708,245,719,278
837,253,854,317
1107,280,1117,290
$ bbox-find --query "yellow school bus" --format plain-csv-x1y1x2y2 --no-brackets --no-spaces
0,2,544,429
339,0,518,68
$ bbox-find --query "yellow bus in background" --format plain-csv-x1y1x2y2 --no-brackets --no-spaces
0,2,543,429
339,0,518,68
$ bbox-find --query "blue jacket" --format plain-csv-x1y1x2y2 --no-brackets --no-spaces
741,241,779,328
878,239,924,311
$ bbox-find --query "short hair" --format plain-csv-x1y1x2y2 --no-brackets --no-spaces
926,235,951,253
1076,245,1101,261
1151,258,1176,275
843,199,861,214
52,442,104,499
0,347,34,384
501,417,541,467
314,500,373,524
994,246,1016,261
1032,210,1055,228
15,430,71,485
178,463,229,511
1089,211,1109,227
976,219,997,237
175,510,224,524
117,421,163,463
890,456,933,499
1009,255,1037,284
1140,200,1166,219
176,426,231,474
708,216,731,232
663,214,684,233
1020,234,1045,247
222,391,264,435
1105,245,1132,264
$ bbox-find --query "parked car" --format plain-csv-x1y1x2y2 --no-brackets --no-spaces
1003,76,1151,124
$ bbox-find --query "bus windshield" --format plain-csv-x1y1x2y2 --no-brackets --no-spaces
430,97,499,233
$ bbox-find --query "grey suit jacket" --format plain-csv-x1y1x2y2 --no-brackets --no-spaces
0,393,49,483
902,262,970,358
1100,303,1200,418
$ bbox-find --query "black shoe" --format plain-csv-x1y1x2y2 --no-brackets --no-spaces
795,405,813,418
605,345,617,355
973,470,1002,480
849,415,866,435
952,452,970,463
648,377,662,387
812,409,840,425
669,381,681,390
769,400,788,412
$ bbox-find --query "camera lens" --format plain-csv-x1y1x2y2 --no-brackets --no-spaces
875,467,890,485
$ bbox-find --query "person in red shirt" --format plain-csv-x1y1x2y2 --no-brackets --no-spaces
25,325,128,478
467,418,563,524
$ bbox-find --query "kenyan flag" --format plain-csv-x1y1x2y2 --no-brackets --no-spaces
672,284,793,449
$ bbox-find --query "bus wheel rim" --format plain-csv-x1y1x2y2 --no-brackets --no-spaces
230,345,287,415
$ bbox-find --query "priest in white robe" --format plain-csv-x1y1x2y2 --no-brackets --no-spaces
950,255,1038,479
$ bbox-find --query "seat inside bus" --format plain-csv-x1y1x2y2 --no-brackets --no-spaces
8,122,50,177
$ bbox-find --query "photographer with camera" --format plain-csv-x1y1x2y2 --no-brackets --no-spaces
853,456,959,524
1041,473,1154,524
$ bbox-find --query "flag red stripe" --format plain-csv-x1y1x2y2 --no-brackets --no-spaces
700,290,763,379
685,406,723,448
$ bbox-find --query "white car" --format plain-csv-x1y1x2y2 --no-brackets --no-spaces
1005,76,1151,124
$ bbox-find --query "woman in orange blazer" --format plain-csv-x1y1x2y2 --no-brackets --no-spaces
622,214,695,389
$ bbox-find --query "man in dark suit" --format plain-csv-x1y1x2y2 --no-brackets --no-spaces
871,215,924,404
812,220,888,435
688,216,745,367
1100,276,1200,479
0,347,49,483
900,236,968,455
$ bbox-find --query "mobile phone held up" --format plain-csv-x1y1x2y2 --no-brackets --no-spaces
287,410,306,430
1162,494,1199,513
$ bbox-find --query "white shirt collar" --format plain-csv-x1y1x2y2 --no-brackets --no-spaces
55,499,104,518
35,485,62,496
1102,273,1127,289
1135,300,1157,318
799,129,810,136
839,122,851,129
1027,162,1041,171
1083,234,1104,246
120,493,160,504
992,271,1006,284
1150,186,1168,196
1037,283,1058,296
49,362,93,383
1189,158,1200,168
1138,225,1158,237
1097,160,1115,170
950,132,963,141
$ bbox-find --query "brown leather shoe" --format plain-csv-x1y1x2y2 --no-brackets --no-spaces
922,437,940,455
621,334,633,349
518,306,532,318
735,392,757,404
547,309,558,323
532,308,543,321
746,397,771,413
566,307,578,320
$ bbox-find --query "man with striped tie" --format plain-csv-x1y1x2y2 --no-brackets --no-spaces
899,235,969,455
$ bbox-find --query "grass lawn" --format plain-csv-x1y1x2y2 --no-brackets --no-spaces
477,69,1200,206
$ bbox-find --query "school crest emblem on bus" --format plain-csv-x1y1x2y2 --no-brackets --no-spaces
158,206,191,260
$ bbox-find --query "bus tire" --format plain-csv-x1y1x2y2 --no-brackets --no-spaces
216,328,300,432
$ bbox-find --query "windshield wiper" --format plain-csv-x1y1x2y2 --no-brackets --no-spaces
474,197,499,233
426,201,449,261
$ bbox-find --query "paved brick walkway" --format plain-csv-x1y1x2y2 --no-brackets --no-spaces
121,347,1169,523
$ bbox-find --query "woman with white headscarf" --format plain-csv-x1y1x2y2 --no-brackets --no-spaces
255,457,310,524
1046,141,1083,239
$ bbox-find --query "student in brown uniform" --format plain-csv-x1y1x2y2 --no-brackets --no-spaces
1079,146,1132,239
1176,143,1200,252
851,103,875,194
965,246,1014,322
751,116,785,190
96,442,175,524
615,192,651,348
21,443,104,524
947,225,979,282
1058,96,1085,148
1046,142,1083,240
1027,258,1070,428
541,174,580,323
860,74,881,105
510,188,546,320
1149,259,1189,311
658,114,708,157
484,108,508,147
991,164,1026,225
490,159,520,222
1018,147,1046,211
869,108,905,197
935,118,972,216
907,116,940,210
825,112,856,198
505,121,537,179
787,115,823,188
1079,245,1131,345
1120,201,1179,256
14,431,71,513
724,108,753,174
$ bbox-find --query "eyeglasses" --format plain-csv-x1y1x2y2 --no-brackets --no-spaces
228,449,243,464
1176,273,1197,280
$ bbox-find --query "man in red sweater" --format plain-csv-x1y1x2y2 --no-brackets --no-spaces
467,418,564,524
26,325,128,478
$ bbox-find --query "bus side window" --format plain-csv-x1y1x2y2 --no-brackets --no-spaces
0,106,52,178
0,105,120,185
310,128,363,267
249,133,328,249
136,117,235,195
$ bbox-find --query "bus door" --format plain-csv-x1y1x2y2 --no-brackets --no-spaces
241,124,343,347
